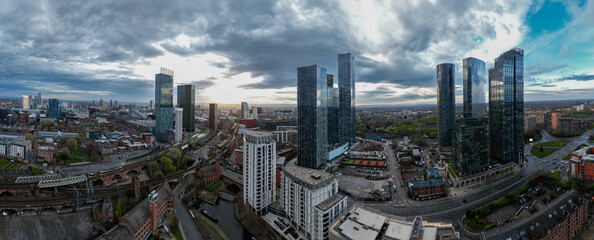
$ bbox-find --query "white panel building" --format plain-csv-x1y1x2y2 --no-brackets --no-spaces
21,95,29,109
174,108,183,143
243,131,276,214
281,165,347,240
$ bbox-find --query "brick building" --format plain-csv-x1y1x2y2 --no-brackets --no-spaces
551,113,561,130
410,179,446,201
98,184,174,240
197,162,221,188
568,146,594,180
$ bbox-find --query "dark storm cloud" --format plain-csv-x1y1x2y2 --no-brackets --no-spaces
0,0,546,102
560,74,594,81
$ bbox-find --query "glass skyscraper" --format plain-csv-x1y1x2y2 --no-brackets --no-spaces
436,63,455,147
297,64,328,169
327,74,339,145
463,57,488,119
177,84,195,132
489,48,524,164
453,118,490,175
338,53,356,144
47,98,60,118
155,68,174,142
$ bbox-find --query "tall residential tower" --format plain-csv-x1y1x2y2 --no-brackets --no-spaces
177,84,195,132
489,48,524,164
155,68,174,142
462,57,488,119
326,74,339,145
297,64,328,169
338,53,356,144
436,63,455,147
243,131,276,215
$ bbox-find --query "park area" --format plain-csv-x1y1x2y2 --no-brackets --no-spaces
530,141,568,158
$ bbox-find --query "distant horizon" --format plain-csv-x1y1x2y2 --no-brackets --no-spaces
1,1,592,105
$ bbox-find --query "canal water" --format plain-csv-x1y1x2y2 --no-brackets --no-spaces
197,191,251,240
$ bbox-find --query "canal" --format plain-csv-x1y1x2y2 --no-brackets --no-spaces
197,191,251,240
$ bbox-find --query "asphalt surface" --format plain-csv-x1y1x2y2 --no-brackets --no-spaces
355,129,593,238
173,180,203,240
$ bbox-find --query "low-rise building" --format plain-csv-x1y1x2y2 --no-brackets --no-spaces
410,179,446,201
36,145,56,162
559,118,574,135
98,184,174,240
0,134,32,162
568,146,594,180
281,165,347,240
197,162,221,188
333,207,458,240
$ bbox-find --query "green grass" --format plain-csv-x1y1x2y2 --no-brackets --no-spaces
445,156,452,164
0,159,10,168
208,180,222,192
535,141,568,147
342,159,355,164
467,217,490,232
31,167,44,174
170,223,183,240
530,148,556,158
563,144,589,160
448,166,461,178
65,149,85,163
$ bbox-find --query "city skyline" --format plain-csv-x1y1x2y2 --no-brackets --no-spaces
0,1,592,105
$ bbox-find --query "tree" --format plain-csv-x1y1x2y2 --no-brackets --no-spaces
60,147,71,161
160,156,176,175
85,142,97,155
148,161,162,178
25,133,34,141
65,138,78,153
168,148,183,162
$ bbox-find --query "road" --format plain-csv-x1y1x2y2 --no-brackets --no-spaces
173,180,203,240
354,129,593,237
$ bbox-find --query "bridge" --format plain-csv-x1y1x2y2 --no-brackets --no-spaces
15,174,62,184
221,168,243,190
38,175,87,188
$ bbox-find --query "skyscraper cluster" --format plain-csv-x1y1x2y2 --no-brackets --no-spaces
440,48,524,176
154,68,196,142
297,53,356,169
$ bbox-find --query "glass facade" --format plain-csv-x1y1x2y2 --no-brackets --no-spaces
177,84,196,132
209,103,218,131
436,63,455,147
489,48,524,163
326,74,339,145
297,64,328,169
47,98,60,118
463,57,488,119
155,73,173,141
338,53,356,144
454,118,490,174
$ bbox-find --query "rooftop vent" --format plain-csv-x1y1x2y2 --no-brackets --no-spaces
311,173,321,180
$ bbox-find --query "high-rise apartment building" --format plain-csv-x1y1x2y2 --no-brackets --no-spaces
326,74,339,145
243,131,276,214
209,103,218,131
551,113,561,130
21,95,29,110
174,108,183,143
297,64,328,169
155,68,174,142
47,99,60,119
281,166,347,240
489,48,524,164
453,118,490,175
462,57,488,119
338,53,356,144
559,118,574,135
177,84,195,132
149,99,154,110
241,102,249,118
437,63,456,147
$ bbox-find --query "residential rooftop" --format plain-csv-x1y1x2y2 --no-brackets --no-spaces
282,165,335,188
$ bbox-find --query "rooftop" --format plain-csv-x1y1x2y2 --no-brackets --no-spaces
383,220,413,240
349,207,387,230
412,179,445,188
316,193,347,212
337,218,378,240
119,184,173,231
283,165,334,187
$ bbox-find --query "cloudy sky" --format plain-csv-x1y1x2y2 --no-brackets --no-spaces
0,0,592,105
